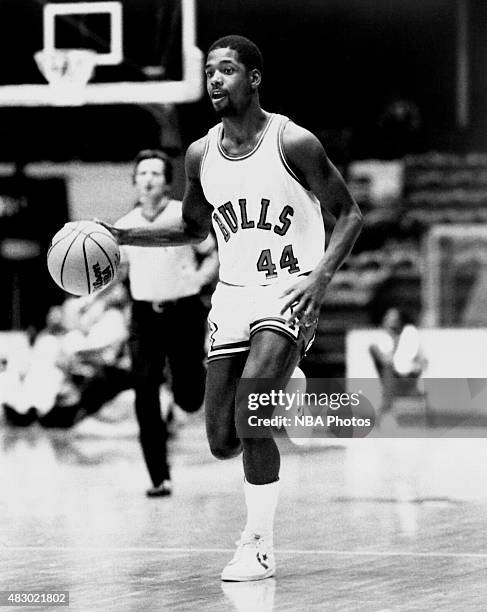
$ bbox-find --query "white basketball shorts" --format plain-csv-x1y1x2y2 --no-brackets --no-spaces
207,278,317,362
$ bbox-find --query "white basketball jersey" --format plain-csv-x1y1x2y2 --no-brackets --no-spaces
200,113,325,286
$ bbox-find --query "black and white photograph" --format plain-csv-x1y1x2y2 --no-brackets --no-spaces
1,1,487,610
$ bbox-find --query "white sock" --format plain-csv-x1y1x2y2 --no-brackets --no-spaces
242,479,279,543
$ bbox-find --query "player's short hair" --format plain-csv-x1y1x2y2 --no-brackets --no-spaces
208,35,263,74
133,149,173,185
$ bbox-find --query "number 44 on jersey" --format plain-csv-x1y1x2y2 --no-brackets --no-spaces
212,197,301,279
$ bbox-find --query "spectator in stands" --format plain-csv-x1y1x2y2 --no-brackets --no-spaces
1,304,66,426
39,283,132,428
369,307,426,419
376,95,423,159
2,284,132,429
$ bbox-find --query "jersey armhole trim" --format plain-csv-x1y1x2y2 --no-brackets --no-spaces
199,134,211,180
278,120,311,191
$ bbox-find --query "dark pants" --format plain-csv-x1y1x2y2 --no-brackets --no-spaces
38,366,133,428
129,294,207,486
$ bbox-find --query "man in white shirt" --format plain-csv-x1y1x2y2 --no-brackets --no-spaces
116,149,218,497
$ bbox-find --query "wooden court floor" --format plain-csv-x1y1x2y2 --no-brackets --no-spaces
1,409,487,611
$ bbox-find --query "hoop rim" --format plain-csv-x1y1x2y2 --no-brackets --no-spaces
34,47,99,70
33,48,99,106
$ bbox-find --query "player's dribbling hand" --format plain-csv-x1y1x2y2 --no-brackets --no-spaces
279,271,332,327
93,218,122,243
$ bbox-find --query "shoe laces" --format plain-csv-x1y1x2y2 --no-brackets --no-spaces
237,532,261,545
228,534,263,565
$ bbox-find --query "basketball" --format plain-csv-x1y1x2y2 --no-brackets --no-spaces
47,220,120,296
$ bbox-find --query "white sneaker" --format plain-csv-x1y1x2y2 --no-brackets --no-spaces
221,534,275,582
221,577,276,610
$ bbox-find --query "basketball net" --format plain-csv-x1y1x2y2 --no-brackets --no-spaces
34,48,97,106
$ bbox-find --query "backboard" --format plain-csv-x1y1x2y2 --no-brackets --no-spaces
0,0,203,106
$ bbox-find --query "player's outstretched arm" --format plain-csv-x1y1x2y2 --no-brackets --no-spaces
280,123,363,325
100,138,213,247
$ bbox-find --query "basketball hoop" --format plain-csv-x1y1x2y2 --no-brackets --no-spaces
34,48,97,106
0,0,202,107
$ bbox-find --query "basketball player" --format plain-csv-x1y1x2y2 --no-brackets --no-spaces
115,149,218,497
102,35,362,580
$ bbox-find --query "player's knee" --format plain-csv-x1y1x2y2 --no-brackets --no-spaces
209,439,242,460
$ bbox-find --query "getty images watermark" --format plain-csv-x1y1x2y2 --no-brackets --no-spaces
236,377,376,439
246,388,366,428
236,378,487,438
